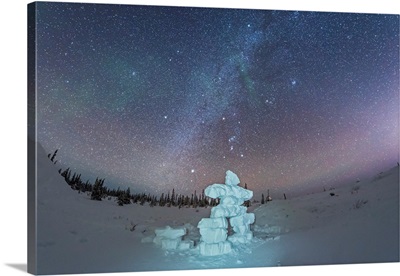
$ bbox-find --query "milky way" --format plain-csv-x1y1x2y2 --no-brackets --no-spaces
34,2,399,197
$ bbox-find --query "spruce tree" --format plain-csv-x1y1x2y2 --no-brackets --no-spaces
193,190,198,208
91,178,104,201
160,193,165,206
243,183,251,207
50,149,58,163
117,188,132,206
171,189,175,206
117,193,125,206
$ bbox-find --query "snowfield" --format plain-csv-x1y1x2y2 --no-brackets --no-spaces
34,141,399,275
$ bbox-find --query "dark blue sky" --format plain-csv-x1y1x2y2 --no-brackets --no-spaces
35,2,399,196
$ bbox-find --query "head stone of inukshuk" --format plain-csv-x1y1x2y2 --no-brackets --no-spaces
197,170,254,256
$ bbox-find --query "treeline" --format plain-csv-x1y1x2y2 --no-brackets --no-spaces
57,166,220,208
48,149,269,208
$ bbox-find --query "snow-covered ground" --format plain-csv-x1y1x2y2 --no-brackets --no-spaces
34,141,398,275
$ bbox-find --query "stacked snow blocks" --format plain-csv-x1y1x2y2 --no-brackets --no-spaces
153,226,193,250
197,170,254,256
228,213,255,243
198,217,231,256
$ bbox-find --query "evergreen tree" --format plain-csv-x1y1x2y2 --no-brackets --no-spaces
139,196,146,205
160,193,165,206
91,178,105,201
67,169,72,183
193,190,198,208
50,149,58,163
243,183,251,207
117,188,132,206
171,189,175,206
166,192,171,207
61,168,70,179
117,193,125,206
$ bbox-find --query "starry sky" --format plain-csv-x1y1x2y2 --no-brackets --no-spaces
34,2,399,197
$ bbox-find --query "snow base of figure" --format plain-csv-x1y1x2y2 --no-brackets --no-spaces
199,241,232,256
152,171,255,256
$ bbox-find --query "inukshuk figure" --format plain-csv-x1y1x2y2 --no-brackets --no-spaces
197,170,254,256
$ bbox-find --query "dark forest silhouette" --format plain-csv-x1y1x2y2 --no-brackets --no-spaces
47,149,278,207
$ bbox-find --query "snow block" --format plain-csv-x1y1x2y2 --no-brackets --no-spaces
230,213,255,227
205,184,253,201
210,205,247,218
199,241,232,256
152,236,163,246
225,170,240,186
154,226,186,239
220,196,244,206
232,225,250,235
226,185,253,201
228,232,253,244
183,223,196,232
153,226,187,251
161,238,181,250
141,236,154,243
197,217,228,229
205,184,227,198
199,228,228,243
178,240,194,251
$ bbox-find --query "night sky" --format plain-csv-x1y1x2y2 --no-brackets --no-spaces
35,2,399,197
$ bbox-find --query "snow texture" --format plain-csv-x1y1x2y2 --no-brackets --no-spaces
153,226,187,250
154,226,186,239
197,217,228,229
198,171,255,256
199,228,228,243
205,184,253,200
199,241,232,256
225,170,240,186
210,205,247,218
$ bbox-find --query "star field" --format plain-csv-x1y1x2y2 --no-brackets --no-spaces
35,3,399,196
